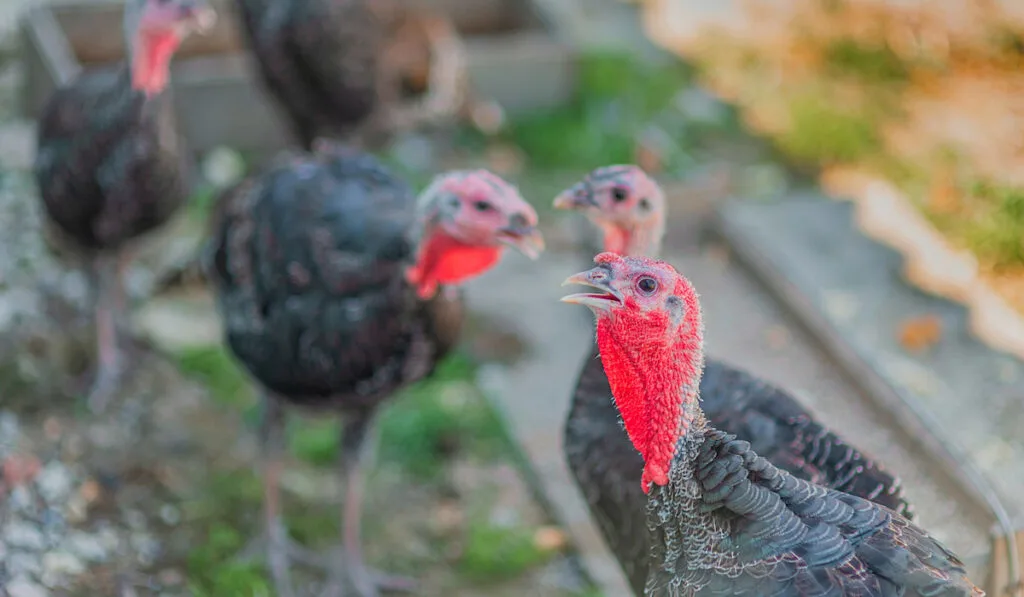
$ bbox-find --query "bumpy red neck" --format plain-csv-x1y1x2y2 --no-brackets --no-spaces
131,30,181,96
595,294,703,493
405,230,502,299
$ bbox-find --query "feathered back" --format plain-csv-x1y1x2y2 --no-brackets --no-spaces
207,150,426,400
644,426,982,596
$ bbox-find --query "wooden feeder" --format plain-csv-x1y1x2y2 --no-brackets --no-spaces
20,0,577,163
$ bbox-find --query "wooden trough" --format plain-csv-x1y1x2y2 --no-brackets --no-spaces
20,0,577,162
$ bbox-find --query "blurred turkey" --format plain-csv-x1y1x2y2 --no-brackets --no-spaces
205,144,543,597
554,165,914,593
233,0,473,150
33,0,216,410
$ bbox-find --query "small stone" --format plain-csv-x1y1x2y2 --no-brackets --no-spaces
201,146,246,189
7,577,49,597
64,496,88,524
533,526,568,552
42,551,85,579
131,532,160,566
158,568,184,587
36,461,72,504
42,418,61,441
8,552,43,577
159,505,180,526
78,478,101,504
124,509,147,531
64,531,108,562
5,521,46,551
8,485,35,513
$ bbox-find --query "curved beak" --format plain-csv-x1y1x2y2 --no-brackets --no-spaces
553,183,596,211
497,224,545,260
560,266,622,310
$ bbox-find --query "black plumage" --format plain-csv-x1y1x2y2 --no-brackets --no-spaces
206,146,542,597
33,0,215,410
234,0,463,150
566,350,914,594
644,420,979,596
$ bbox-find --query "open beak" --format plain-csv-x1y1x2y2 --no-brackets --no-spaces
552,183,596,211
560,267,622,310
497,225,545,260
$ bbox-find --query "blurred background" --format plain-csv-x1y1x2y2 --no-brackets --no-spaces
0,0,1022,595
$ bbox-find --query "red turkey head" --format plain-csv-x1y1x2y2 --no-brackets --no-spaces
553,164,665,257
406,169,545,299
561,252,704,493
125,0,217,97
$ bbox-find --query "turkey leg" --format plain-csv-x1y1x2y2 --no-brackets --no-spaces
86,252,126,412
236,393,324,596
326,412,416,597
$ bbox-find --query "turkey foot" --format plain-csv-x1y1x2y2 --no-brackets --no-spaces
322,548,416,597
234,518,327,597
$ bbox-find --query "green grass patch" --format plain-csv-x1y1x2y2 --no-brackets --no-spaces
775,91,882,165
174,345,254,409
822,39,908,84
929,180,1024,269
457,522,555,583
503,51,697,171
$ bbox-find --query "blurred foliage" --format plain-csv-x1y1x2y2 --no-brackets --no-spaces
458,522,556,583
776,91,882,165
931,180,1024,269
174,347,507,478
822,39,908,84
501,52,707,171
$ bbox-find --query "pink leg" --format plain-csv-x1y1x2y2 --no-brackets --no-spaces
326,414,417,597
86,253,125,412
235,393,323,596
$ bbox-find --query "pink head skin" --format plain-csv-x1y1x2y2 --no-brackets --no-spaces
553,165,665,257
124,0,217,97
406,170,545,299
561,252,704,493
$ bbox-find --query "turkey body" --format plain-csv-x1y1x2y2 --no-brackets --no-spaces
35,67,188,253
565,344,914,594
643,420,980,596
207,149,462,412
234,0,382,150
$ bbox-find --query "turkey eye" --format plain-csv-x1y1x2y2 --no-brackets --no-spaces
637,276,657,295
638,198,650,211
611,187,628,202
473,200,493,212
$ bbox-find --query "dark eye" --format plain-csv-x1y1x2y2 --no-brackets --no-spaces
474,200,493,212
638,198,650,211
637,276,657,295
611,187,628,202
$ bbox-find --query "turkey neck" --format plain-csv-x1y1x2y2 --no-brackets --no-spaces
605,212,664,258
643,412,733,585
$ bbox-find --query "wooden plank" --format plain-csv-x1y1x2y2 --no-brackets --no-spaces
988,531,1024,597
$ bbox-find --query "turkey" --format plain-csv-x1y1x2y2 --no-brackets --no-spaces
561,252,982,596
554,165,913,593
233,0,467,150
205,145,544,597
34,0,216,410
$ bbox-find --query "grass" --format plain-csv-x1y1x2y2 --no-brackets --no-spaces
500,51,701,172
822,39,908,85
458,522,557,583
926,180,1024,270
775,90,883,165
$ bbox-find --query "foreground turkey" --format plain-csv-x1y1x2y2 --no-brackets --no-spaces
34,0,216,410
234,0,465,150
561,252,982,596
206,146,543,597
554,165,913,593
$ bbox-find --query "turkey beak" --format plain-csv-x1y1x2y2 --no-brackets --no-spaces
560,266,622,310
553,183,595,211
497,219,545,260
